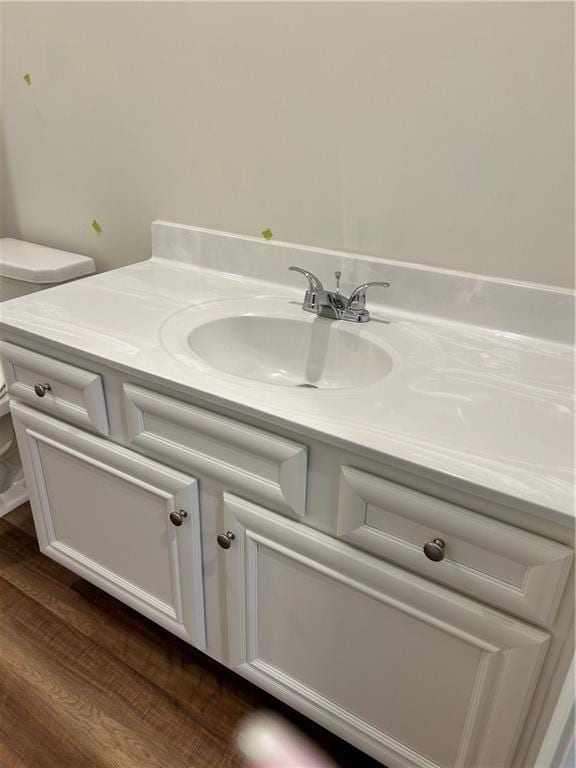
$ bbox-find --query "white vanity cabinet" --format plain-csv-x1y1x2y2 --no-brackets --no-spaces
3,340,572,768
10,400,206,650
223,493,550,768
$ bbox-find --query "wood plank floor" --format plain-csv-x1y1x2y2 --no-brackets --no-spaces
0,504,383,768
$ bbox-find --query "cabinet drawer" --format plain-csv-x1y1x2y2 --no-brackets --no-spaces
337,466,573,626
0,341,109,434
123,384,307,518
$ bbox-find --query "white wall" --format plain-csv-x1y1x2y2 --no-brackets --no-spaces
1,1,574,287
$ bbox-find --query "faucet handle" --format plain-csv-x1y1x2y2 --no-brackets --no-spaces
334,271,342,295
288,266,324,291
347,281,391,311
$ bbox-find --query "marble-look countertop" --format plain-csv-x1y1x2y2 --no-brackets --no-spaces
1,223,573,525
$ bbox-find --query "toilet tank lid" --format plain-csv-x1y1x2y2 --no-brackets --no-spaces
0,238,95,284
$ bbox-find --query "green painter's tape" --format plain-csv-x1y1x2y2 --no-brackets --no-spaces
91,219,102,235
23,73,31,86
261,228,273,241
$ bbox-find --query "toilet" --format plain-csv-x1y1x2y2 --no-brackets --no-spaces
0,238,95,517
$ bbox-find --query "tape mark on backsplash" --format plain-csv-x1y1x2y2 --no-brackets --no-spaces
23,73,32,86
91,219,103,235
261,228,273,241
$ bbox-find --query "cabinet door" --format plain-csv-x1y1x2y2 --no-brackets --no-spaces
223,493,549,768
12,401,205,650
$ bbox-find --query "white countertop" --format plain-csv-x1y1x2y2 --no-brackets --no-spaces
1,222,574,525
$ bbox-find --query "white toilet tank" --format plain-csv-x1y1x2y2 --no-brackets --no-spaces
0,238,96,300
0,238,95,516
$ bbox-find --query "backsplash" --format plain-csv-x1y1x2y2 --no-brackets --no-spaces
154,221,575,344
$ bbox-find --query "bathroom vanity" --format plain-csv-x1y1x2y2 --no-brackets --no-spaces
0,222,573,768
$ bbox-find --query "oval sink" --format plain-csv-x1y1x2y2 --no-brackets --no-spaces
161,298,395,390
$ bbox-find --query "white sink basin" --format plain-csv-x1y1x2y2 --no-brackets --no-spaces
161,298,395,389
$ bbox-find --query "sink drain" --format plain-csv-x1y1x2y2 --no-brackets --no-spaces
296,383,319,389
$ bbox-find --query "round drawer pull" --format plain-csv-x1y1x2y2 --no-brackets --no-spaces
423,538,446,562
217,531,235,550
169,509,188,527
34,383,52,398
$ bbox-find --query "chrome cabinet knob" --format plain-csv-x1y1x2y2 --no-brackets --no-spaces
169,509,188,527
423,538,446,562
34,382,52,398
217,531,235,549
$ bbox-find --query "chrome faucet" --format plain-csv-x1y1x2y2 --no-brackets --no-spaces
289,266,390,323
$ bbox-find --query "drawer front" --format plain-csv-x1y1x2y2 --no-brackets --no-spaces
123,384,307,518
0,341,109,434
337,466,573,626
